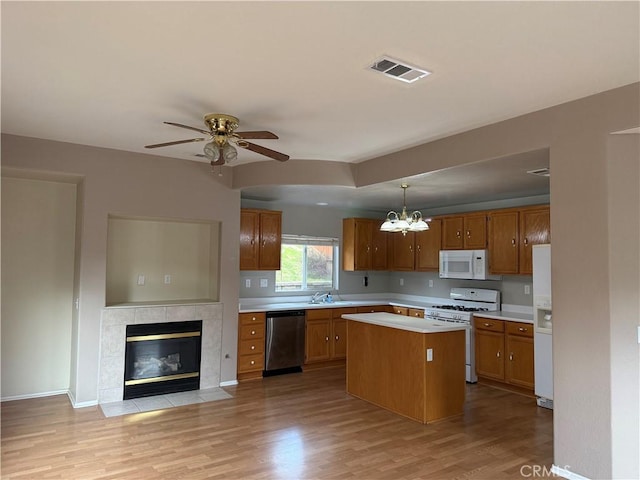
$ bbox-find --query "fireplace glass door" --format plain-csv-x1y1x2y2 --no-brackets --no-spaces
124,320,202,399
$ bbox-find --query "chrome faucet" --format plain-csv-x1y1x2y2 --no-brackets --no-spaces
310,292,328,304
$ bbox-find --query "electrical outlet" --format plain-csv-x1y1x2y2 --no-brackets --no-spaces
524,285,531,295
260,278,268,288
245,279,251,288
428,279,434,288
164,274,171,284
137,274,145,286
399,278,404,286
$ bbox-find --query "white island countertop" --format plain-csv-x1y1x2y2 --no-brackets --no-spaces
342,312,470,334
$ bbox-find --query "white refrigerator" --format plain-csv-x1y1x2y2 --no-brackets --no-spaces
533,244,553,409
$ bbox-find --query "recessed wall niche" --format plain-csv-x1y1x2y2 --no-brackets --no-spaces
106,215,220,306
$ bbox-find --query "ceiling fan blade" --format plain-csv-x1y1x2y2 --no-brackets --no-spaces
145,138,206,148
164,121,211,135
242,142,290,162
235,131,279,140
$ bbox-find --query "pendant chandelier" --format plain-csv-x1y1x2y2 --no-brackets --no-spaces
380,184,430,235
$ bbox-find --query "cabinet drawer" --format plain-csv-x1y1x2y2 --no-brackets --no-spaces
331,307,357,318
238,353,264,372
239,312,266,326
239,323,265,340
474,317,505,332
506,321,534,338
239,338,265,355
393,306,409,316
306,308,331,320
408,308,425,318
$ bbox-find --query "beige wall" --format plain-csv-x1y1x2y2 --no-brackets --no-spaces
106,217,219,305
1,137,241,405
1,176,77,398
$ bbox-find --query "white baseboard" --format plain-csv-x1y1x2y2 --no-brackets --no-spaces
67,390,98,408
1,389,68,402
552,465,590,480
219,380,239,387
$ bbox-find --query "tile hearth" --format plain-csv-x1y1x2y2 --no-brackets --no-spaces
100,387,232,417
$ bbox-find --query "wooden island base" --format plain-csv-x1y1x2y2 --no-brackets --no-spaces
346,319,466,424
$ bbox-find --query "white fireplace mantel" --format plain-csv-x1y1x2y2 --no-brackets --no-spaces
98,302,223,403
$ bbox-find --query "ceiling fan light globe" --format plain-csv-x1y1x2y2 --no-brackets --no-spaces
203,142,220,161
222,144,238,162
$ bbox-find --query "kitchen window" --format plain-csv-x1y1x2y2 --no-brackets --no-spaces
275,235,339,292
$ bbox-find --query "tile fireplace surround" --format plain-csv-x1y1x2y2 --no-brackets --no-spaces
99,303,223,403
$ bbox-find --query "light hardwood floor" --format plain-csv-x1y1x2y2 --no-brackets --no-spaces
1,367,553,479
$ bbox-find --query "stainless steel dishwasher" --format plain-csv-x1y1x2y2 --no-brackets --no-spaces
264,310,306,375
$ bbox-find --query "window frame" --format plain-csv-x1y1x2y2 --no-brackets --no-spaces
275,235,339,292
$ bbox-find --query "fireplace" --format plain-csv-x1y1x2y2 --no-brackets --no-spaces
124,320,202,400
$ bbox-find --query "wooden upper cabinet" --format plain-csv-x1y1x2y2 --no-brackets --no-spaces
488,210,520,274
464,212,487,249
370,221,388,270
442,213,487,249
342,218,387,271
240,210,260,270
390,232,415,271
442,216,464,249
239,209,282,271
415,218,441,271
518,206,550,274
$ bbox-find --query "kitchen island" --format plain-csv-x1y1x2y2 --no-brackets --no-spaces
342,312,469,424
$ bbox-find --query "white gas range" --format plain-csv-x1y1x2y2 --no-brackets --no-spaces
425,288,501,383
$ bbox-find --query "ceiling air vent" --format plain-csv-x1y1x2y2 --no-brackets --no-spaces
527,167,550,177
369,56,431,84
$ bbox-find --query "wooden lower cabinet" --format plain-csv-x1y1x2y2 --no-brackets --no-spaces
305,307,356,366
346,320,466,423
474,316,534,394
237,312,266,380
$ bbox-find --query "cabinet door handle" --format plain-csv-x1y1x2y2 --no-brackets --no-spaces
417,245,421,252
250,345,255,350
483,323,492,327
466,230,471,238
509,353,514,361
250,360,255,365
518,327,528,332
325,336,329,342
409,244,413,252
497,351,501,358
511,238,516,246
251,330,256,335
335,335,339,341
456,231,461,238
524,238,529,246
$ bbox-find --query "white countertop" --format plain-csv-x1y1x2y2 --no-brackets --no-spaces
342,312,471,334
473,311,534,324
239,296,440,313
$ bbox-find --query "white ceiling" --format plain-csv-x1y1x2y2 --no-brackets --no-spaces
2,1,638,208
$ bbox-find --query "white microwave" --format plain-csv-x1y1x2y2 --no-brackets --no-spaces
439,249,501,280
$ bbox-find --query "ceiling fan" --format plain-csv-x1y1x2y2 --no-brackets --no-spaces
145,113,289,166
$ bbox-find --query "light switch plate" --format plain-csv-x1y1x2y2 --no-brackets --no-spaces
245,279,251,288
137,274,145,286
260,278,268,288
426,348,433,362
